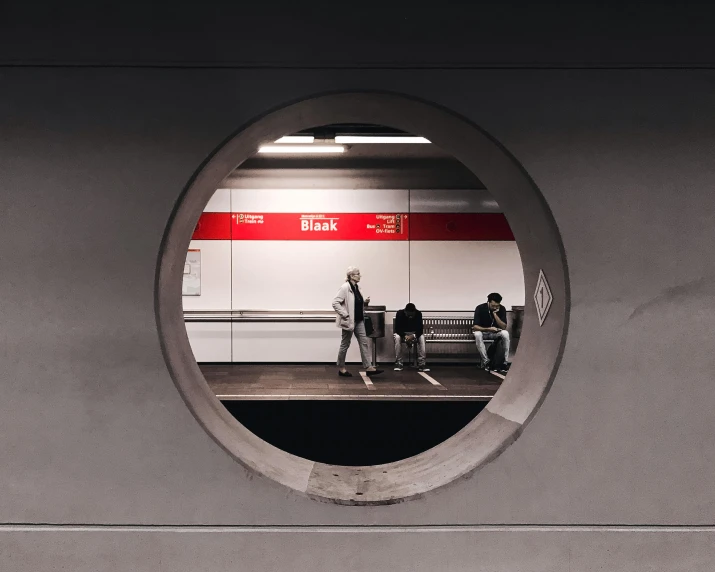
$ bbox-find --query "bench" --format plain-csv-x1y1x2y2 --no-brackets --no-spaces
392,316,495,364
423,317,478,342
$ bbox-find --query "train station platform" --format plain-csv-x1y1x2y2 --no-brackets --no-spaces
201,364,503,401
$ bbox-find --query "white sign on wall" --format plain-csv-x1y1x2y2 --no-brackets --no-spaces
182,249,201,296
534,269,553,326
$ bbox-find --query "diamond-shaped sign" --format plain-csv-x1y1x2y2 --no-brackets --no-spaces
534,270,553,326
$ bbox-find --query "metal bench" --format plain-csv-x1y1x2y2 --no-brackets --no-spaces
423,317,478,343
392,316,495,364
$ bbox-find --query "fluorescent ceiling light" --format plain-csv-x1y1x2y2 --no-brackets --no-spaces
334,135,431,144
258,144,345,154
274,135,315,144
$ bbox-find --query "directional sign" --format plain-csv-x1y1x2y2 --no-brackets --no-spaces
534,269,553,326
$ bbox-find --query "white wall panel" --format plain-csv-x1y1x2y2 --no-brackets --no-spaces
203,188,232,212
182,240,232,311
183,240,232,361
185,322,232,362
231,241,409,311
232,322,363,363
231,188,408,213
410,241,525,310
409,188,501,212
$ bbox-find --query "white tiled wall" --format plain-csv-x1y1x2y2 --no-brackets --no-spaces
409,241,525,311
184,188,525,362
185,322,233,362
231,241,410,311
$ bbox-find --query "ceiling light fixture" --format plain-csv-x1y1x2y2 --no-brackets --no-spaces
274,135,315,144
334,135,431,144
258,144,346,154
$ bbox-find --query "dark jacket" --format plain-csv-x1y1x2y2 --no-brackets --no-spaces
394,309,424,339
473,302,507,329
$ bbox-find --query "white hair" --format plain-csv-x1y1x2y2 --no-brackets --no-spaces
346,266,360,280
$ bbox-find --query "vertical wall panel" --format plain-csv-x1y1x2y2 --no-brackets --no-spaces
409,241,525,310
409,188,500,212
183,189,233,360
185,322,232,362
232,322,363,363
231,241,409,311
182,240,232,311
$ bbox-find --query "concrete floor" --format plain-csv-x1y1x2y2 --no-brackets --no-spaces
201,364,503,401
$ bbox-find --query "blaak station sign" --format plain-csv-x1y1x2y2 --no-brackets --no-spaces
232,213,408,240
190,212,515,241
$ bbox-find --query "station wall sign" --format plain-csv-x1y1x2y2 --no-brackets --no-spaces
191,212,514,241
232,213,407,241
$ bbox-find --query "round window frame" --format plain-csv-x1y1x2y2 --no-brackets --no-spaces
156,91,569,505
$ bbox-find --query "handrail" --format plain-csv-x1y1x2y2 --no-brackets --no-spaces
183,309,492,314
183,308,516,322
183,309,336,323
184,309,336,314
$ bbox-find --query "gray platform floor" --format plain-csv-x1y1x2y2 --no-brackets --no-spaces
201,364,504,401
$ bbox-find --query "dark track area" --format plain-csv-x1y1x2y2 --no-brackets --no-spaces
222,400,486,466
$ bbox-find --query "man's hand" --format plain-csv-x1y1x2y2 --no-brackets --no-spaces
488,327,500,333
365,296,370,306
405,334,416,342
491,307,507,330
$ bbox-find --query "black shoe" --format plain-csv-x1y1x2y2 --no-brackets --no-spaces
394,362,404,371
495,362,511,375
366,369,384,377
418,366,431,372
481,360,491,372
338,370,353,377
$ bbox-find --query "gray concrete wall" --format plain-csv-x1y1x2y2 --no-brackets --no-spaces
2,68,715,569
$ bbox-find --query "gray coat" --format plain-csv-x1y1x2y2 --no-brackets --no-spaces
332,281,367,331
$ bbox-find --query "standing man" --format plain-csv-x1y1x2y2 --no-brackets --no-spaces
472,292,511,374
393,303,430,372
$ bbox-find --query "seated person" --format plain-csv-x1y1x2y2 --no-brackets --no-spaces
393,303,430,372
472,292,511,374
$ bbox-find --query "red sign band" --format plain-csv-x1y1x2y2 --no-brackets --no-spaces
192,212,514,241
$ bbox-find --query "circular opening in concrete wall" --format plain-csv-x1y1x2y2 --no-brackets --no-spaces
183,120,524,466
157,92,569,505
